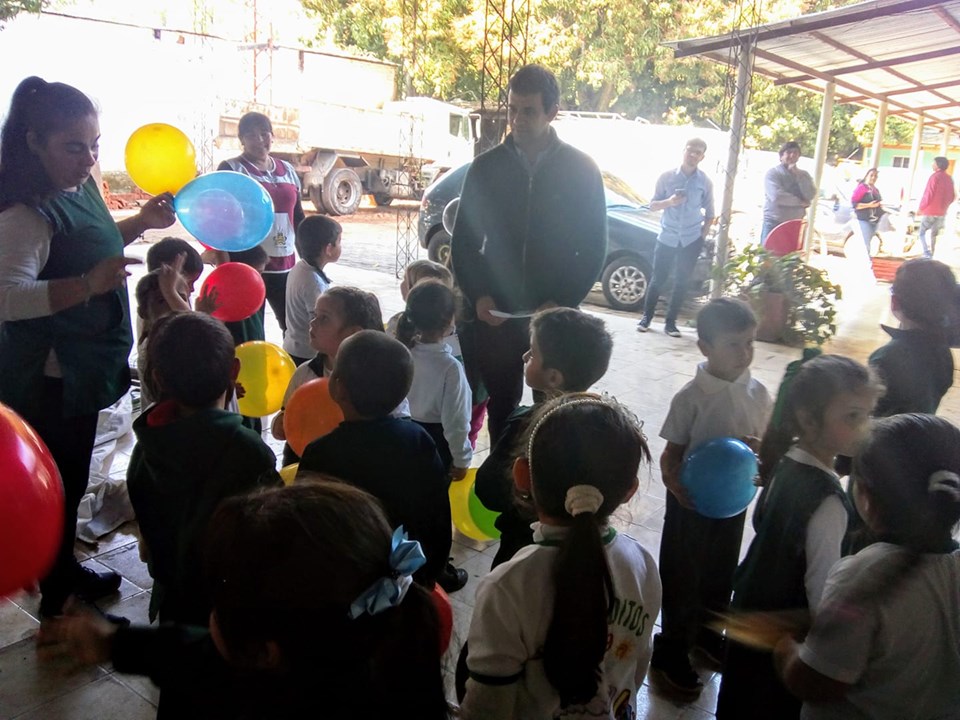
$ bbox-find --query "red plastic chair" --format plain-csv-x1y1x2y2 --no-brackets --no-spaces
763,219,804,256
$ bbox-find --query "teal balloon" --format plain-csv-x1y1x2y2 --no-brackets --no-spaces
468,481,501,540
680,437,759,519
174,171,274,251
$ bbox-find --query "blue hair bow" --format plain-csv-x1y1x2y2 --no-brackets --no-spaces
347,526,427,619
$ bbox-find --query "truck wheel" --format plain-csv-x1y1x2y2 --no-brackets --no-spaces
427,230,452,267
322,168,363,216
601,256,651,312
373,193,392,207
308,185,325,214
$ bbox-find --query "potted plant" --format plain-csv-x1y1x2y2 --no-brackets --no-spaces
715,245,842,346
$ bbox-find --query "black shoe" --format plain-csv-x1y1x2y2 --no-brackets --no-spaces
73,566,122,602
437,563,468,593
636,315,652,333
664,322,682,338
694,629,726,670
650,634,703,699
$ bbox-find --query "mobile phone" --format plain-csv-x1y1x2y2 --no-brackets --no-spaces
674,188,687,197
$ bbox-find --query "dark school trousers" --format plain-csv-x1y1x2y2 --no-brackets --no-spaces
458,317,530,445
262,271,289,334
657,492,746,652
27,379,101,615
716,640,801,720
642,238,704,323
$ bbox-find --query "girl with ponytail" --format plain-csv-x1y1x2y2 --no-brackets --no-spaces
461,393,660,719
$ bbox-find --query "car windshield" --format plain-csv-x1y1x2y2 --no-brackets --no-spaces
602,172,648,209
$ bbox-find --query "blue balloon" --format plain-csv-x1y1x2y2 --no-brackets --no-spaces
680,437,759,519
174,171,274,252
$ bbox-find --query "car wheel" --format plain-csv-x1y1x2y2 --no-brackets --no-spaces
322,168,363,216
601,256,651,312
427,230,452,267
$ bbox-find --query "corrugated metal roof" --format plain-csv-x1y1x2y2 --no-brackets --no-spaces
664,0,960,135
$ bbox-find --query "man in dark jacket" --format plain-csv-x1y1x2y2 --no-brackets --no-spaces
451,64,606,443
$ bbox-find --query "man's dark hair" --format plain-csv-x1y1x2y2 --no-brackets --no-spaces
508,65,560,112
333,330,413,418
146,237,204,278
779,141,801,157
237,112,272,138
934,156,949,171
697,297,757,344
148,313,236,407
531,308,612,391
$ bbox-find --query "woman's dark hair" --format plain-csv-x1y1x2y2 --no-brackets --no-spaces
759,354,879,483
237,111,272,138
205,480,448,718
324,286,384,333
0,77,96,207
854,414,960,553
522,394,651,706
396,279,455,348
295,215,341,267
859,167,879,184
892,257,959,340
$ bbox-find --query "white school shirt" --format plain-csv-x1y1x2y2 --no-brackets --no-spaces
462,523,662,720
660,362,772,459
799,543,960,720
407,341,472,468
283,259,330,360
781,446,848,611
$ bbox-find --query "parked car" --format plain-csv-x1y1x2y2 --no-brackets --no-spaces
417,162,714,312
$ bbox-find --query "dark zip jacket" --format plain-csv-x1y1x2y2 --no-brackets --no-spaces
451,129,607,313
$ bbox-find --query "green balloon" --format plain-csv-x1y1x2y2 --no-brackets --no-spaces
468,482,501,540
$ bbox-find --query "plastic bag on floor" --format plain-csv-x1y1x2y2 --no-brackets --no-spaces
76,392,136,544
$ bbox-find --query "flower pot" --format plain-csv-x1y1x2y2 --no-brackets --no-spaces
753,290,789,343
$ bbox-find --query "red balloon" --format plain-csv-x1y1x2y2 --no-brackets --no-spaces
432,584,453,654
201,262,266,322
284,378,345,456
0,403,64,599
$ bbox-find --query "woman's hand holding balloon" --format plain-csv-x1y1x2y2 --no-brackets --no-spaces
138,192,176,230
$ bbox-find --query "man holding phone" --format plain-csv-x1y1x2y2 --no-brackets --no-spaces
637,138,715,337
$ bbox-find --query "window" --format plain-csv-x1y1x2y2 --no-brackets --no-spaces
892,156,910,168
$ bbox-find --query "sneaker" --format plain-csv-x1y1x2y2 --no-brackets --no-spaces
73,566,122,602
664,322,682,338
694,629,726,670
650,635,703,698
636,315,652,333
437,562,469,593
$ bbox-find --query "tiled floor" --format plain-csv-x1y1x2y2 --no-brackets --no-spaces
2,237,959,719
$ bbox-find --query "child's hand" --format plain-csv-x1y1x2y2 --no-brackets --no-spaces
662,471,695,509
234,381,246,399
36,603,118,666
195,285,220,314
200,248,230,267
740,435,761,453
449,466,468,482
271,410,286,440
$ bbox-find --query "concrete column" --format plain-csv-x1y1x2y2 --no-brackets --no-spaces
941,127,951,156
907,115,924,204
713,38,755,298
869,100,888,169
803,81,835,260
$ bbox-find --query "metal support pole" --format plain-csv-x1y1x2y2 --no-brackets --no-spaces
907,114,924,205
803,81,835,260
713,39,755,298
869,100,888,169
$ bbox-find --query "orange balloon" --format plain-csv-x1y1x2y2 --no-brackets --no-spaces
284,378,345,456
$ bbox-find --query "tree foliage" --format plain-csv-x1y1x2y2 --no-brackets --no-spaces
298,0,908,155
1,0,44,23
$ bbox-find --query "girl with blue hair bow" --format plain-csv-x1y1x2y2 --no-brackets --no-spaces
38,478,449,719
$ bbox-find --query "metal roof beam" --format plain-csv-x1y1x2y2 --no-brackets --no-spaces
777,44,960,85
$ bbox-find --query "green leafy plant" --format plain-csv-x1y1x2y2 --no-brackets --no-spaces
715,244,842,346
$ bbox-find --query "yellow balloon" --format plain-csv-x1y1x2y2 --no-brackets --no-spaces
235,341,296,417
449,468,494,542
125,123,197,195
279,463,299,486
